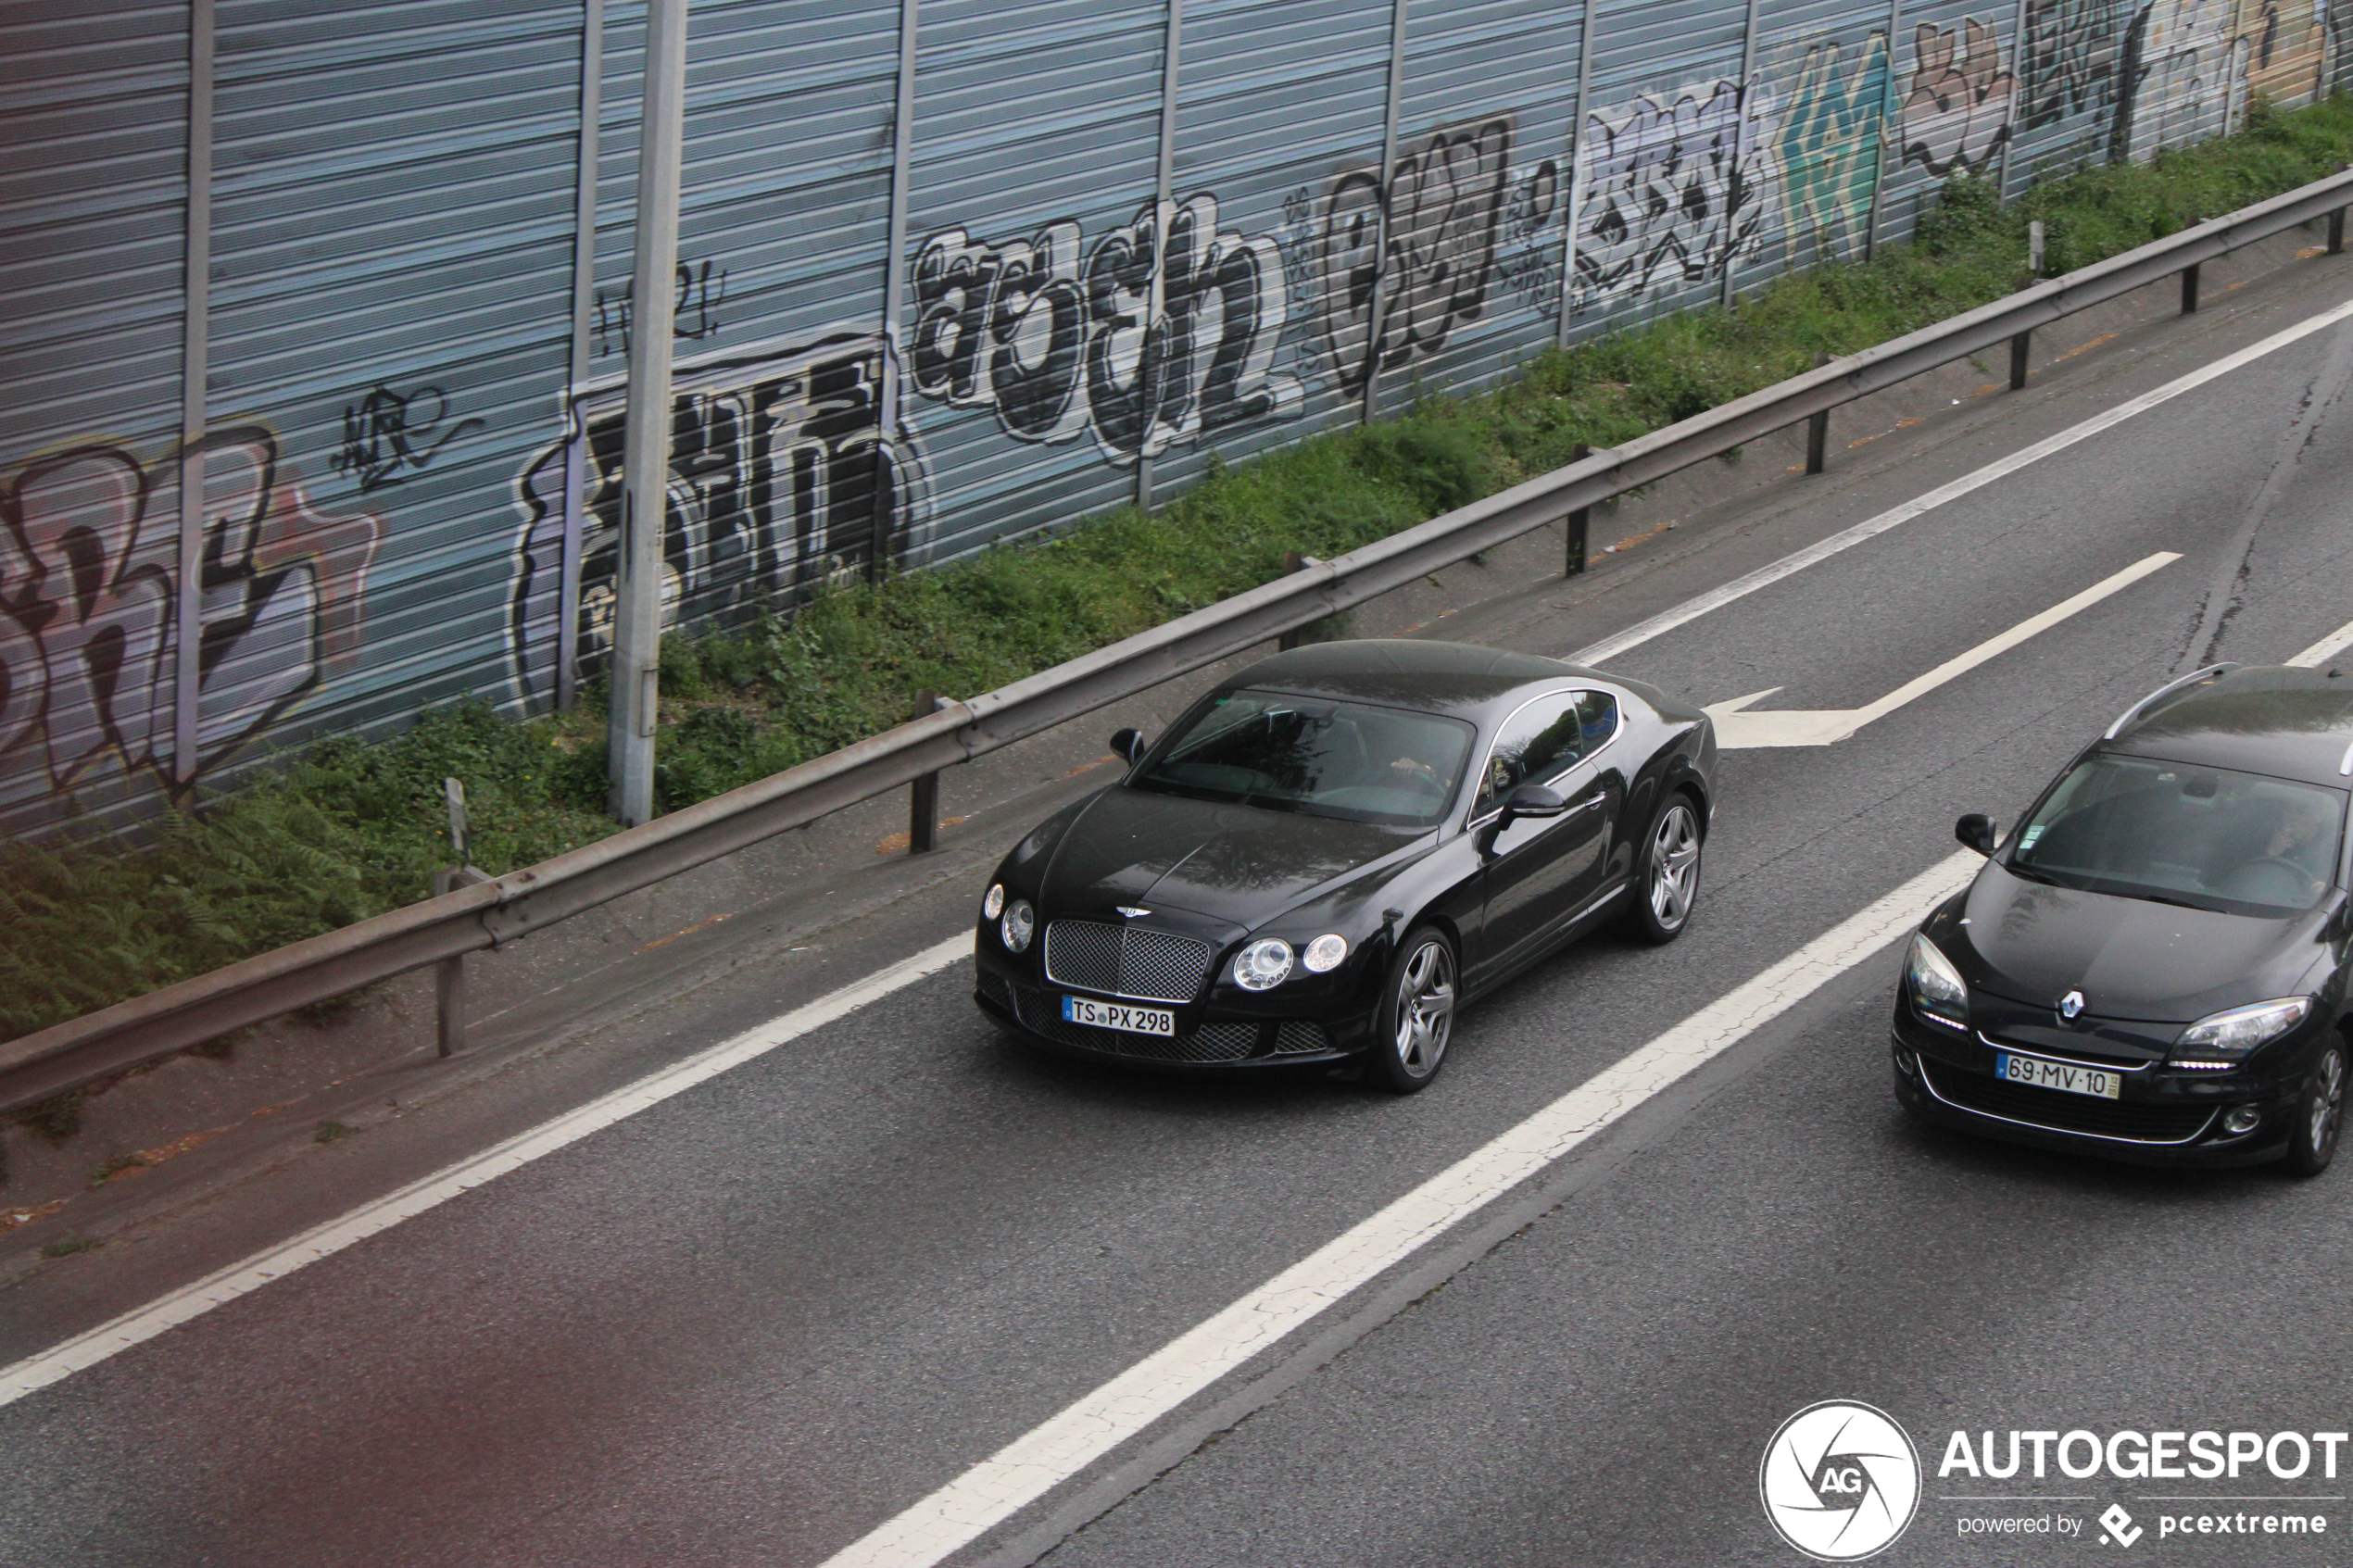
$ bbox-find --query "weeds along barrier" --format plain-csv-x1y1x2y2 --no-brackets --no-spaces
5,166,2351,1115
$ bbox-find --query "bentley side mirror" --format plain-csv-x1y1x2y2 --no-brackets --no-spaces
1955,812,1998,856
1503,784,1569,822
1109,727,1149,766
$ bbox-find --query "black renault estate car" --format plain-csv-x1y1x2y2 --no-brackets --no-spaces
1894,663,2351,1173
974,641,1716,1092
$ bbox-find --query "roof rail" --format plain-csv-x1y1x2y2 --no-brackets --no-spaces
2103,663,2239,740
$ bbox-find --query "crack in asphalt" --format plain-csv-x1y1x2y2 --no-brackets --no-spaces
2179,319,2353,671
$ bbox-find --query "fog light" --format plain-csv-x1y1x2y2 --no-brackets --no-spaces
1893,1046,1919,1078
2221,1105,2262,1135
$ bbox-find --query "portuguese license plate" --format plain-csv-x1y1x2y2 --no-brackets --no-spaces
1994,1052,2122,1099
1063,996,1176,1035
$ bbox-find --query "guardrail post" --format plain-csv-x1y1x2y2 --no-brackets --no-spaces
2181,261,2200,314
909,690,942,853
1565,443,1591,576
1277,552,1325,649
430,863,492,1058
2332,207,2347,256
1805,354,1831,475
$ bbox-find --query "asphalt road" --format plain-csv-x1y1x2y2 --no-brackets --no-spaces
8,259,2353,1568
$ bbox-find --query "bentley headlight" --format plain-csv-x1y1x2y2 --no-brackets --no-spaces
982,883,1006,920
2172,997,2309,1065
1302,934,1348,973
1906,934,1968,1028
1234,937,1293,990
1000,898,1036,954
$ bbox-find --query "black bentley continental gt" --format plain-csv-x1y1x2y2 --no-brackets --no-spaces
1895,663,2353,1173
973,640,1717,1091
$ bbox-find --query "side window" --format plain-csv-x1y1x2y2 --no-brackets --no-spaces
1576,691,1618,753
1478,694,1582,810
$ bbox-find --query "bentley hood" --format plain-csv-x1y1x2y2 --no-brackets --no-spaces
1948,860,2334,1022
1038,787,1422,927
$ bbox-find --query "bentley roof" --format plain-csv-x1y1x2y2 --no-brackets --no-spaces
1221,640,1595,717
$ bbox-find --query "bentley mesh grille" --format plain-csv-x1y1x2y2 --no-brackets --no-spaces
1010,984,1254,1061
975,970,1014,1011
1043,921,1214,1003
1273,1022,1330,1055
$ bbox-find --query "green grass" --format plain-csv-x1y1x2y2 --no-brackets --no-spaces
8,94,2353,1048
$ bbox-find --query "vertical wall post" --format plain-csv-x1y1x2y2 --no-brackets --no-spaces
1862,0,1905,261
1564,443,1592,576
1554,0,1602,347
874,0,920,582
1137,0,1181,511
1358,0,1410,421
607,0,691,826
172,0,216,792
434,779,475,1059
1994,0,2030,202
1719,0,1762,311
556,0,605,713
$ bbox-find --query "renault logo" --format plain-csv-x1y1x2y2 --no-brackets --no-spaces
2058,990,2086,1021
1115,906,1151,919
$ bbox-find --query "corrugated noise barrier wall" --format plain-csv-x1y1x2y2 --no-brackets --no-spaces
3,0,2346,839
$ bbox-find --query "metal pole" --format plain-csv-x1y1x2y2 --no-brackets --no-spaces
172,0,215,793
1720,0,1762,311
909,691,940,852
607,0,691,827
1358,0,1409,421
556,0,605,713
1564,443,1591,575
1805,353,1831,473
1863,0,1904,261
1138,0,1181,510
2181,260,2200,313
872,0,919,585
1554,0,1602,346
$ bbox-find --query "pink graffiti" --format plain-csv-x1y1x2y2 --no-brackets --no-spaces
0,427,380,808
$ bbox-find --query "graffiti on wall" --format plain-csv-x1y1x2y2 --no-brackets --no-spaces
1313,116,1518,392
1776,33,1893,264
909,196,1302,468
1572,78,1780,314
333,382,484,493
510,331,926,708
2235,0,2327,103
2023,0,2126,129
2114,0,2251,161
1904,19,2018,174
0,430,381,815
594,259,731,358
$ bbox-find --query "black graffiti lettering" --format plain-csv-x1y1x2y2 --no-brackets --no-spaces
1314,116,1515,393
2023,0,2124,129
592,258,731,358
332,383,484,493
510,334,926,708
908,196,1299,467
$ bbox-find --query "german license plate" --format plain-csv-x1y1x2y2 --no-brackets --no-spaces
1063,996,1176,1035
1994,1052,2122,1099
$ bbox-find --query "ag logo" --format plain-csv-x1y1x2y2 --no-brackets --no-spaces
1759,1400,1921,1561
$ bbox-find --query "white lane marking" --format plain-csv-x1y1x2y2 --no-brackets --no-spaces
1574,294,2353,668
1705,552,2183,747
0,935,976,1409
814,851,1980,1568
2288,617,2353,667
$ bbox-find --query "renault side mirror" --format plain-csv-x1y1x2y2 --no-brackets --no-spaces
1503,784,1568,822
1956,812,1998,856
1109,727,1149,766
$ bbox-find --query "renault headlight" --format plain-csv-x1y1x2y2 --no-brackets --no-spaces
1000,898,1036,954
2171,997,2309,1066
1906,934,1968,1028
1234,937,1293,990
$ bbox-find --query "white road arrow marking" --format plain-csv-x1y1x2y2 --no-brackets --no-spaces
1705,550,2183,749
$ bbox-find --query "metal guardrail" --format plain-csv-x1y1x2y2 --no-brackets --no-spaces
6,168,2352,1114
